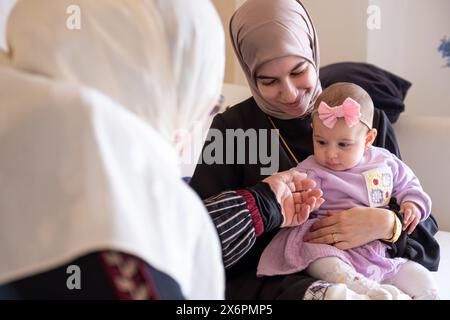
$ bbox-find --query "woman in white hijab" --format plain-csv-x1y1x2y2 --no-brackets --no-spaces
0,0,324,299
0,0,226,299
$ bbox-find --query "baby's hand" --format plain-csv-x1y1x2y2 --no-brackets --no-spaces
400,202,421,235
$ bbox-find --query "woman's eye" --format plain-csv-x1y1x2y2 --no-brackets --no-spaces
260,79,276,86
291,68,306,77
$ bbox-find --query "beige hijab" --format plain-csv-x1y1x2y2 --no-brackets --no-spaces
230,0,321,119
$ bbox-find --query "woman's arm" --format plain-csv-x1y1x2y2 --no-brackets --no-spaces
204,188,263,269
204,171,322,269
303,207,396,249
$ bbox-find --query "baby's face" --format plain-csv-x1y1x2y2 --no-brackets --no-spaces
312,116,369,171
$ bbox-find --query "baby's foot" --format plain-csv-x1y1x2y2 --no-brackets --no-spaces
380,284,411,300
324,283,371,300
365,286,393,300
344,276,392,300
412,288,440,300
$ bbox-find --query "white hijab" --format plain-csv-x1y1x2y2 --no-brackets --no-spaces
0,0,225,299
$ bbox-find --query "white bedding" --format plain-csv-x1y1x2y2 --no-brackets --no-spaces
434,231,450,299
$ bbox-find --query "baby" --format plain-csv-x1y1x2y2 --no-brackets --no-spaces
257,83,439,300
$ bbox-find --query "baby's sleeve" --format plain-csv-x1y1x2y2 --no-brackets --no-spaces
294,157,322,190
390,154,432,220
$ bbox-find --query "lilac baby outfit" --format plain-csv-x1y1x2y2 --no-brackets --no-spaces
258,146,431,281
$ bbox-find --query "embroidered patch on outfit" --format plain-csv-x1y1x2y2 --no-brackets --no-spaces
362,166,393,207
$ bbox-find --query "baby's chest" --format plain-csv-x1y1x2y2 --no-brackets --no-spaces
360,166,394,207
322,165,394,208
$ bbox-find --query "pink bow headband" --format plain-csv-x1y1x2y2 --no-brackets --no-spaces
317,98,363,129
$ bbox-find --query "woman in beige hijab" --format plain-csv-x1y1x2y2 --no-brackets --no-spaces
191,0,438,300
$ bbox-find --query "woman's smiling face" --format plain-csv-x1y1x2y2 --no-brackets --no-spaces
255,55,317,117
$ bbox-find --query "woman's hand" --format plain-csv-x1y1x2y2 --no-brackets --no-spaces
303,207,395,250
263,170,324,228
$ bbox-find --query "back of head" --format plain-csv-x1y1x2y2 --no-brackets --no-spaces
0,0,226,299
313,82,374,128
3,0,224,144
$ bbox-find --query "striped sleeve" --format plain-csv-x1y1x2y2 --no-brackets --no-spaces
204,190,264,269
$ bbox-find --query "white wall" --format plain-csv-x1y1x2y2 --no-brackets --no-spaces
232,0,247,85
211,0,248,85
285,0,450,117
302,0,369,67
222,0,450,118
367,0,450,117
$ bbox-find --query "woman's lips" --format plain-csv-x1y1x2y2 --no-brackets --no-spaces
283,92,310,109
283,97,301,108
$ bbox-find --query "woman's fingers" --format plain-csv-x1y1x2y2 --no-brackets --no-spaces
288,180,313,193
284,203,310,227
308,188,323,198
303,207,393,250
314,198,325,210
303,224,337,242
308,212,339,232
307,189,323,206
305,197,317,209
288,171,316,192
304,232,335,245
334,241,351,250
292,192,313,212
293,189,323,206
292,191,302,203
287,182,296,193
295,205,311,225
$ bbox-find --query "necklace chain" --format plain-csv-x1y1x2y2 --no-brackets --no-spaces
267,116,299,165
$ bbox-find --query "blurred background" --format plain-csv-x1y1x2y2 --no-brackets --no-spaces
212,0,450,117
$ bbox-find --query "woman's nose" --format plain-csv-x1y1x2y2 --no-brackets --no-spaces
280,79,298,103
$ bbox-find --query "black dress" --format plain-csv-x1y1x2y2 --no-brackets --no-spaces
0,251,184,300
190,97,440,300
